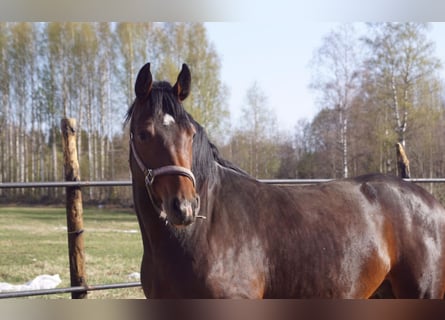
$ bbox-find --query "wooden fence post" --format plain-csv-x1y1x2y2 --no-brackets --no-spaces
61,118,88,299
396,142,411,179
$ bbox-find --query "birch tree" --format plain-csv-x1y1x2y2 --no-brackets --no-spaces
116,23,152,108
228,82,279,178
45,22,74,183
0,22,229,203
310,23,361,178
9,23,35,187
0,23,10,188
154,23,229,141
363,22,441,147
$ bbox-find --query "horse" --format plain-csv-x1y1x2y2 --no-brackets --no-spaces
126,62,445,298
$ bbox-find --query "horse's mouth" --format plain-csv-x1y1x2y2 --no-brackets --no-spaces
161,196,202,227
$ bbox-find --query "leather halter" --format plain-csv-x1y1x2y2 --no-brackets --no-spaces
130,136,196,189
129,132,206,223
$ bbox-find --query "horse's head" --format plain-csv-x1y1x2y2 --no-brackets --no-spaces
129,63,200,226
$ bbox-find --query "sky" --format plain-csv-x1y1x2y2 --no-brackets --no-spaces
205,22,445,132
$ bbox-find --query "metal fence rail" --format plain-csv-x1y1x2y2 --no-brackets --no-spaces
0,181,133,188
0,282,142,299
2,177,445,189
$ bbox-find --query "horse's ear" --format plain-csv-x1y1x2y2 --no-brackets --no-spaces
135,63,153,100
173,64,191,101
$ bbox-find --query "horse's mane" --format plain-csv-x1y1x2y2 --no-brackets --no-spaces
189,117,250,187
124,81,250,188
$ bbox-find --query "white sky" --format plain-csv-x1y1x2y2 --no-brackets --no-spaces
205,22,445,132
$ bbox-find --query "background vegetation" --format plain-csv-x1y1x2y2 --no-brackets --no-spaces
1,22,445,203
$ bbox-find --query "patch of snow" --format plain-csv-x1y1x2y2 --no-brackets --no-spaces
0,274,61,292
128,272,140,280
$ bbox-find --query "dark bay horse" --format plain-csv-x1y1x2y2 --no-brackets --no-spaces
126,63,445,298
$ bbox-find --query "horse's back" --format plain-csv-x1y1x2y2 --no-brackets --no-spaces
254,173,445,298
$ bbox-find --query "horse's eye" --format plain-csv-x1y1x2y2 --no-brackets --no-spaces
136,123,155,142
138,131,149,141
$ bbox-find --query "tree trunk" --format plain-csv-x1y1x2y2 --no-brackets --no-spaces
51,125,58,198
339,107,348,178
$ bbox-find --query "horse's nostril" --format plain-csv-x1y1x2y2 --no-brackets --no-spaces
173,198,182,212
172,198,193,219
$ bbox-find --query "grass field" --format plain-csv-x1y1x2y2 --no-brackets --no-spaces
0,206,146,299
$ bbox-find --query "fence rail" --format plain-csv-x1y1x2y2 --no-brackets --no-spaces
0,282,141,299
2,177,445,189
0,181,133,188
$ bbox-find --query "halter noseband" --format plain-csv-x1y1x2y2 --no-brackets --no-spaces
130,137,196,189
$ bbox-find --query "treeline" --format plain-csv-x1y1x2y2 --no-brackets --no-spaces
304,23,444,181
0,22,227,203
222,23,445,201
1,22,445,205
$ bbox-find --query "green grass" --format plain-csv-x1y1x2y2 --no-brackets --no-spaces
0,206,145,299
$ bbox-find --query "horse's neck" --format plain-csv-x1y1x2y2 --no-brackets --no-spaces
195,162,226,218
197,162,252,219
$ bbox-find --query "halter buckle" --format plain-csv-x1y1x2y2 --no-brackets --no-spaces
145,169,155,186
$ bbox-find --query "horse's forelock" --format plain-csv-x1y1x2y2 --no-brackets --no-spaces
124,81,189,128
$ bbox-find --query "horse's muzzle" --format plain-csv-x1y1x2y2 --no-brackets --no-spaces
169,196,200,226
